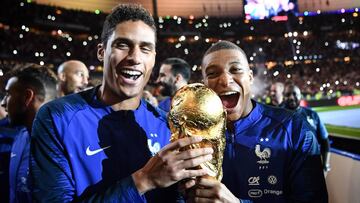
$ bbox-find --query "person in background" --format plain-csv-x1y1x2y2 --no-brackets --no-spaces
282,83,331,173
156,57,191,112
30,4,213,202
184,40,327,203
1,64,57,202
57,60,89,97
269,81,284,106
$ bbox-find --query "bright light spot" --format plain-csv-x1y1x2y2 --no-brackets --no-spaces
68,37,72,42
259,47,263,52
192,65,197,71
88,36,93,41
184,48,188,55
273,71,279,77
287,74,291,78
205,38,210,43
20,2,24,6
175,43,181,48
341,8,345,13
326,83,330,87
252,52,256,57
94,35,98,39
316,68,320,72
356,82,359,86
263,70,267,75
293,39,297,44
95,9,100,15
51,16,55,21
250,26,254,30
179,36,186,41
325,42,329,46
320,87,323,91
39,61,44,66
35,52,39,57
355,8,359,12
194,36,199,40
299,56,303,60
304,11,309,16
317,10,321,14
307,81,311,85
25,27,29,32
21,25,26,30
293,32,298,37
249,56,254,61
19,34,23,39
288,32,293,37
322,84,326,88
47,15,52,20
83,41,87,46
39,52,44,57
66,52,71,56
268,38,272,43
293,56,298,60
297,41,301,45
57,29,62,35
341,18,345,23
303,31,308,36
329,89,333,94
13,50,17,55
236,40,240,44
52,45,57,49
335,81,339,85
284,33,288,38
344,81,348,85
159,24,163,28
228,22,231,27
173,16,178,20
296,50,300,54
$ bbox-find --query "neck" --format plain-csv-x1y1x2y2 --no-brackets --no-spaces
97,84,141,111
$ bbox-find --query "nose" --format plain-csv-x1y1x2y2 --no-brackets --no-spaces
218,72,234,87
127,46,141,65
83,76,89,86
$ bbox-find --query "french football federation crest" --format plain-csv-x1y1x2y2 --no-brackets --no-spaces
255,144,271,164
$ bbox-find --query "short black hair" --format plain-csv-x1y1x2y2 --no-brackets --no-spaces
101,4,156,46
162,58,191,81
203,40,247,59
10,64,57,102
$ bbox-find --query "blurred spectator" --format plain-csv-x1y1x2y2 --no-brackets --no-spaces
269,81,284,106
57,60,89,97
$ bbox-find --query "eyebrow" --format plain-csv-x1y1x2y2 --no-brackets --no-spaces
111,37,155,50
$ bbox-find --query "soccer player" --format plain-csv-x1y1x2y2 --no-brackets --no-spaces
156,58,191,112
57,60,89,97
185,40,327,203
269,82,284,106
1,65,57,202
30,4,213,202
282,83,331,173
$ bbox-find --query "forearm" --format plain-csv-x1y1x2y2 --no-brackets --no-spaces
320,139,331,170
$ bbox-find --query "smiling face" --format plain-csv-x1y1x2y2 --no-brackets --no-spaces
98,20,156,103
202,49,254,123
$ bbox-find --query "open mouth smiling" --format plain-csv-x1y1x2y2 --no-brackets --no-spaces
219,91,240,109
119,69,143,80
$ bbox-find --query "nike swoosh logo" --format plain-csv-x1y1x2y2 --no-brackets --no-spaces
86,146,111,156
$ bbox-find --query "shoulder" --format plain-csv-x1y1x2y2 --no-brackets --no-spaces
257,102,295,124
139,99,168,123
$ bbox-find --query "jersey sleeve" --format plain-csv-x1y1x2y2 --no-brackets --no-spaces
30,105,146,203
314,112,329,140
285,114,328,203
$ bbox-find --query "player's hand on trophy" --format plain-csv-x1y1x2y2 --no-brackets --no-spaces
132,136,213,194
185,177,240,203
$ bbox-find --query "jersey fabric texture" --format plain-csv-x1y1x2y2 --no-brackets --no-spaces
158,97,171,112
31,87,175,202
296,106,329,142
222,101,328,203
9,127,31,203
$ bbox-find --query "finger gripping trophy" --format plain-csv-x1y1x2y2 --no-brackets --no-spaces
169,83,226,180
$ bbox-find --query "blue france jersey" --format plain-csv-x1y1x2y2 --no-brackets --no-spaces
31,87,173,202
297,106,329,141
222,101,327,203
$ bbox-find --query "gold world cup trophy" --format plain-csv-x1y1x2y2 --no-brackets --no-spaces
168,83,226,180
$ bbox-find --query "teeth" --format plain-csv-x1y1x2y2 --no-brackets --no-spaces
121,69,142,76
220,91,238,96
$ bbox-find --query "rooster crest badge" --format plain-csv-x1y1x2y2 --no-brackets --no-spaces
255,144,271,164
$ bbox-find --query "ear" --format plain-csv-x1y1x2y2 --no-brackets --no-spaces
58,72,66,82
24,88,35,107
175,73,183,84
97,43,104,62
249,70,254,85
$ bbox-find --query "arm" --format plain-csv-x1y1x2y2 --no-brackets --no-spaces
316,114,331,172
31,106,213,202
30,106,146,202
286,116,328,203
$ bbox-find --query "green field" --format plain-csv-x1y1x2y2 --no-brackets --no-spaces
313,105,360,139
